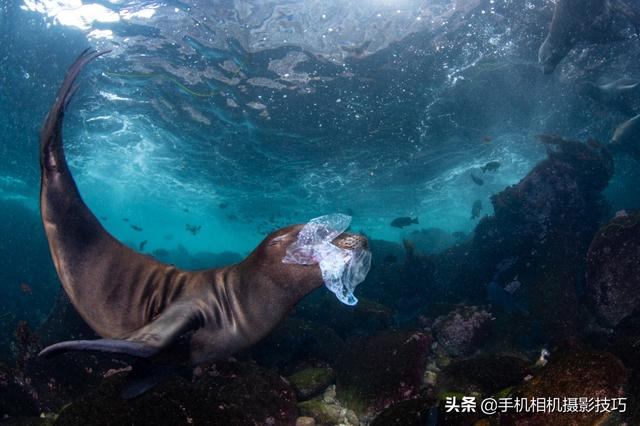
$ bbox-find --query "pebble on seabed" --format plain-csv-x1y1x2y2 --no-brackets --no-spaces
296,416,316,426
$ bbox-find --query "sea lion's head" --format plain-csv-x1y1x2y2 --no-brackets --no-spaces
244,216,370,304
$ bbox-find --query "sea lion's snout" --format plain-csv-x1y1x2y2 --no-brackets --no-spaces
332,232,368,251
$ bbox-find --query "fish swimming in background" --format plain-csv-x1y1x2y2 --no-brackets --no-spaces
122,218,129,222
391,217,419,228
139,240,148,251
481,161,500,173
185,224,202,235
470,200,483,220
482,136,492,143
131,225,143,232
218,202,229,209
20,282,33,295
470,173,484,186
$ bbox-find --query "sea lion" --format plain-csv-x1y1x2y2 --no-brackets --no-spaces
38,50,369,368
538,0,614,74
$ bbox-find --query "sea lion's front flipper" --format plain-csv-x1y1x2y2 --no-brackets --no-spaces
39,300,205,359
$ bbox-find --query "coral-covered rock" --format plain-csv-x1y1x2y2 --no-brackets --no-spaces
451,136,614,342
501,345,628,425
335,330,431,416
586,210,640,327
56,361,297,425
432,306,493,357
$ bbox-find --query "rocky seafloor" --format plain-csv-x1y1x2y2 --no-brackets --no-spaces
2,136,640,425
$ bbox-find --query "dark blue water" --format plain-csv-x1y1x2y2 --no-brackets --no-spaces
2,0,640,424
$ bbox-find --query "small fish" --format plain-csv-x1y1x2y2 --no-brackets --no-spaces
139,240,148,251
131,225,143,232
481,161,500,173
470,200,483,220
482,136,492,143
122,218,129,222
185,224,202,235
470,173,484,186
100,216,108,221
346,208,355,216
219,202,229,209
182,208,190,213
20,282,33,295
390,217,419,228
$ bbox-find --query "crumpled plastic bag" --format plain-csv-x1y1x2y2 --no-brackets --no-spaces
282,214,371,305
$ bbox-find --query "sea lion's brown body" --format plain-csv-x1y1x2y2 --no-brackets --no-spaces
39,50,367,365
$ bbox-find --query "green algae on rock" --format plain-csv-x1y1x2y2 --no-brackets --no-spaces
288,367,335,400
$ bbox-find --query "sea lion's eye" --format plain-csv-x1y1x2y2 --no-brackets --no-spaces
268,234,289,246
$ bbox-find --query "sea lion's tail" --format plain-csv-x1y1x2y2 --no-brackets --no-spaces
40,48,109,173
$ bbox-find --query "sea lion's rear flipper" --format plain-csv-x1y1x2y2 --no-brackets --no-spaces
38,300,205,359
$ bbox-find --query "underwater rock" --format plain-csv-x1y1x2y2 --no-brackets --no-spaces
287,367,335,401
335,330,431,417
247,318,344,373
294,292,394,339
20,352,132,413
297,398,344,425
586,210,640,327
438,354,530,397
297,385,359,426
295,416,316,426
466,136,614,341
369,396,435,426
0,363,38,419
432,306,493,357
56,361,297,425
500,344,628,425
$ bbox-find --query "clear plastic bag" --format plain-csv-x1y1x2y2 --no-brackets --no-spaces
283,214,371,305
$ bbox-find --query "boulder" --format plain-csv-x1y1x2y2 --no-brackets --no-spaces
586,210,640,327
335,330,431,416
56,361,297,425
432,306,493,357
